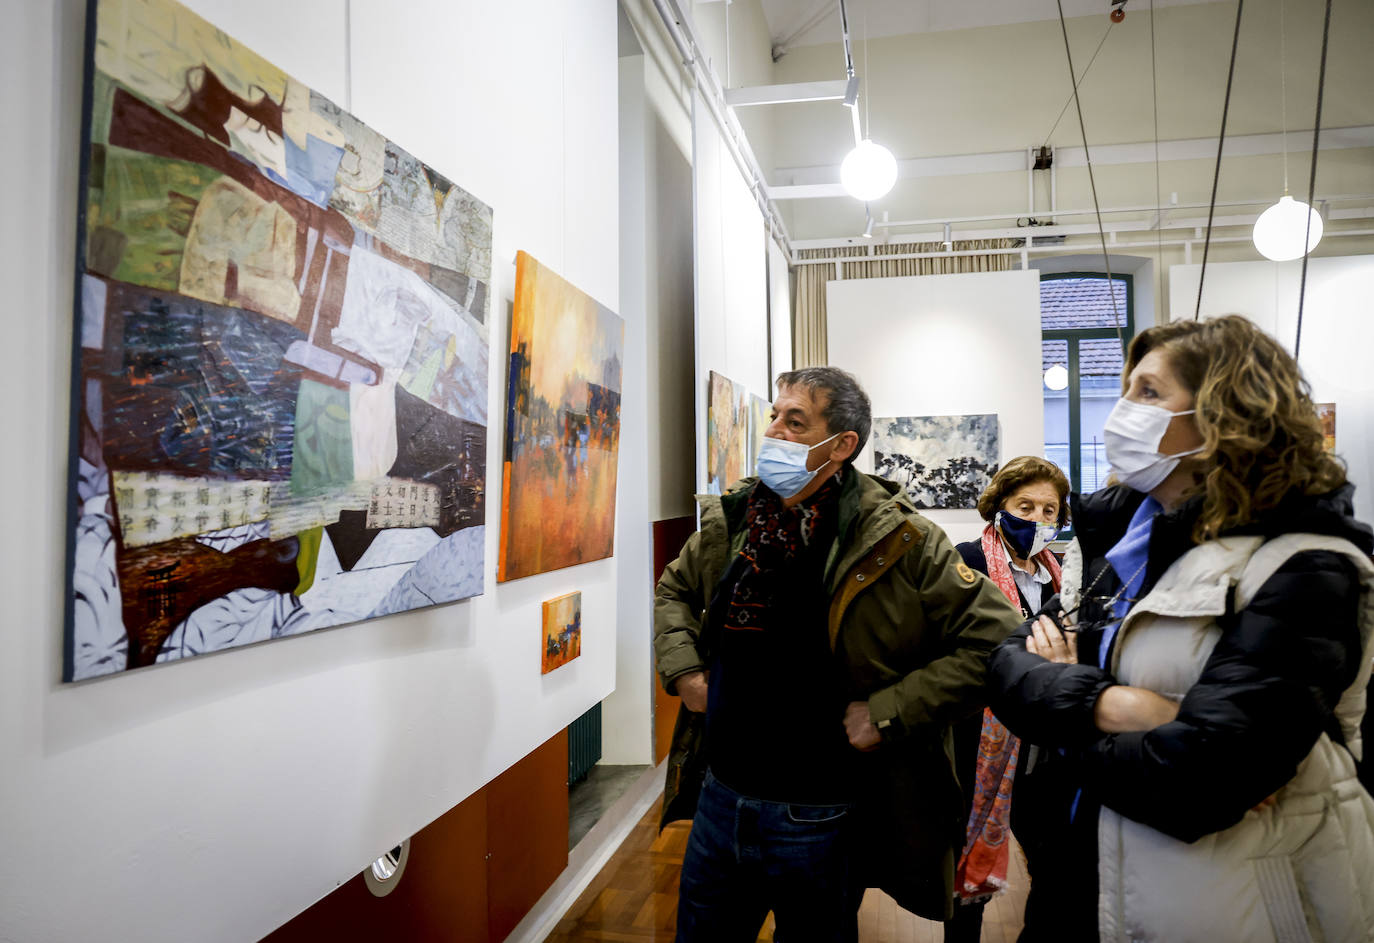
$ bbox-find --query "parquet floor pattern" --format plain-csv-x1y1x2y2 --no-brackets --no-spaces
547,797,1028,942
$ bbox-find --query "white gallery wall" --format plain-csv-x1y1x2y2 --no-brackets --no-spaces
768,237,795,388
692,88,772,492
827,271,1044,547
0,1,622,941
1170,257,1374,527
624,0,699,525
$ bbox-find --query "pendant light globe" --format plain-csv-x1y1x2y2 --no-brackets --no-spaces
1252,195,1324,261
841,140,898,202
1043,364,1069,391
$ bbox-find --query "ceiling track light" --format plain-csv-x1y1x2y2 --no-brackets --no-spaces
837,0,897,202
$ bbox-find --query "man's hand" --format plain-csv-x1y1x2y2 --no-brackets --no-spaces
677,670,709,713
844,701,882,752
1093,685,1180,733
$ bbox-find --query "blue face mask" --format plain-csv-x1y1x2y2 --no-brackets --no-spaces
756,432,841,499
996,510,1060,559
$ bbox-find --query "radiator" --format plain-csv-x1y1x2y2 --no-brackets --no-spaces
567,702,602,785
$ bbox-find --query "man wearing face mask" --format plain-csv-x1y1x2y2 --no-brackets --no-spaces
655,366,1022,942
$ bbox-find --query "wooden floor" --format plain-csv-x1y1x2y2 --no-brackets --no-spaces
547,796,1027,942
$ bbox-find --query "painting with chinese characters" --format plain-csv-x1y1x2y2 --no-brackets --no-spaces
65,0,492,680
541,591,582,674
499,252,624,581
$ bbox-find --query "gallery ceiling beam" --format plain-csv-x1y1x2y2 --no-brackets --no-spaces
792,229,1374,267
723,79,851,107
788,201,1374,251
873,193,1374,230
771,125,1374,194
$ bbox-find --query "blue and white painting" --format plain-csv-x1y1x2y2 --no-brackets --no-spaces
872,415,1000,509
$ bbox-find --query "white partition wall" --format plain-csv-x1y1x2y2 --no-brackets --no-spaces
1170,257,1374,526
0,1,622,941
692,89,771,492
826,271,1044,546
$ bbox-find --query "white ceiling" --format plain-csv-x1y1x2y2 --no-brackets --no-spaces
759,0,1225,53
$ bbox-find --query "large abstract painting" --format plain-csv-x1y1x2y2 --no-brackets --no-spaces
66,0,493,681
499,252,624,582
872,415,1000,509
706,371,748,495
541,591,582,675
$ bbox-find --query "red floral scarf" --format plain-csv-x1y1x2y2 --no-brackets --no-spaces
954,523,1062,902
723,471,842,633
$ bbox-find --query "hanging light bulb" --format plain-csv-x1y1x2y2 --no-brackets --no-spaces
841,140,898,202
1252,1,1323,262
1252,195,1323,261
1044,364,1069,391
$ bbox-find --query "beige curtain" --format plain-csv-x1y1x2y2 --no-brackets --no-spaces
792,239,1018,366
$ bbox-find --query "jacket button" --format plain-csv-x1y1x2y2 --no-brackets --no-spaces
856,573,866,582
876,556,885,565
902,533,912,542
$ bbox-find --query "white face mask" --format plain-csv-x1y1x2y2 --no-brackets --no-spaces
1103,398,1203,493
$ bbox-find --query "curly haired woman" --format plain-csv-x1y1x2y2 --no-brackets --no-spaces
988,315,1374,942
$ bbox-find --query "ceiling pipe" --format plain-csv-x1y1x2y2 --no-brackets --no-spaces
803,204,1373,251
797,228,1374,265
873,193,1373,229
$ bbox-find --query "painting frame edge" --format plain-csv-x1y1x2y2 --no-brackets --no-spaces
62,0,102,683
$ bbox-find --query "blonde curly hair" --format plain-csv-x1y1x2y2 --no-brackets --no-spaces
1123,315,1346,542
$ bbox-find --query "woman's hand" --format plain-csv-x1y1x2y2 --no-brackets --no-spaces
1093,685,1181,733
1026,614,1077,665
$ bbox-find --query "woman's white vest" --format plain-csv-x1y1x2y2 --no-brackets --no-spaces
1067,533,1374,943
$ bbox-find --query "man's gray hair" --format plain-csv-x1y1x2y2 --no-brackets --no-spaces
775,366,872,459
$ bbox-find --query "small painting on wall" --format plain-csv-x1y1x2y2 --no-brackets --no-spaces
541,591,582,674
1316,403,1336,453
707,371,748,494
747,393,771,476
499,252,624,582
872,415,1000,509
65,0,493,681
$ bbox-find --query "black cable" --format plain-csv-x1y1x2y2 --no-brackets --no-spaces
1055,0,1125,355
1194,0,1245,320
1042,21,1116,148
1295,0,1333,361
1150,0,1165,318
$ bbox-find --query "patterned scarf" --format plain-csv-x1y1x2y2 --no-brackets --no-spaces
955,522,1063,903
723,470,843,633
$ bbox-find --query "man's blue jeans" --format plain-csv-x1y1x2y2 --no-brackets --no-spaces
675,769,862,943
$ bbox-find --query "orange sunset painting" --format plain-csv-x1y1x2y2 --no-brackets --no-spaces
499,252,624,581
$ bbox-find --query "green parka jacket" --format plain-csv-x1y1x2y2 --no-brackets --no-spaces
653,472,1022,921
